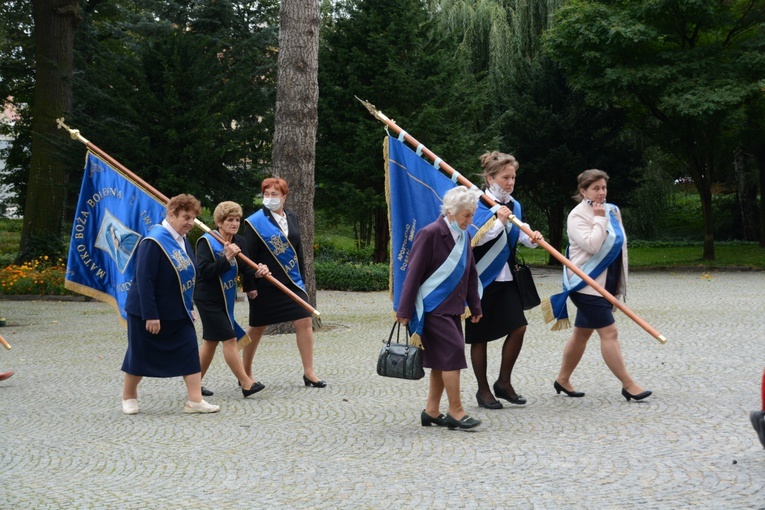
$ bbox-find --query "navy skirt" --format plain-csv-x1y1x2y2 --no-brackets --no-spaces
421,313,468,371
570,292,616,329
122,314,201,377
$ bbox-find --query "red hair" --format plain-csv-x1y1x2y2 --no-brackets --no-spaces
261,177,289,195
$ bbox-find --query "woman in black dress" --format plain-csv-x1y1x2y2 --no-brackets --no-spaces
242,178,326,387
466,152,543,410
195,201,270,398
121,194,219,414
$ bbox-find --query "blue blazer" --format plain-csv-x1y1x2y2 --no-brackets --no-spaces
124,235,196,322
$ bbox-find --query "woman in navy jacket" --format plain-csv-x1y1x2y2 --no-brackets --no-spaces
121,194,219,415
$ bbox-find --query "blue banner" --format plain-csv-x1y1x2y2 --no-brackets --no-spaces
387,135,493,311
65,152,167,321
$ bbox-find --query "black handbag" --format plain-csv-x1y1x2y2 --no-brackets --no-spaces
377,321,425,380
512,252,541,310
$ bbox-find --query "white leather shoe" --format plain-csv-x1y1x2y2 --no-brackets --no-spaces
122,398,139,415
184,399,220,414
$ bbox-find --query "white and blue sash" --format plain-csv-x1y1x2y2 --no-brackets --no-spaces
544,204,624,330
245,210,306,292
475,199,521,293
410,229,470,341
199,232,247,342
146,225,196,321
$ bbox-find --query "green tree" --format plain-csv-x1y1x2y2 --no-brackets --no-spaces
317,0,491,262
17,0,80,261
0,0,34,216
545,0,765,260
429,0,641,260
72,0,278,210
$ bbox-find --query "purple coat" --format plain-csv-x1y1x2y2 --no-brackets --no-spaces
396,217,482,370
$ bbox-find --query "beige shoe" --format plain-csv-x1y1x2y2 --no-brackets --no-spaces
184,399,220,414
122,398,139,415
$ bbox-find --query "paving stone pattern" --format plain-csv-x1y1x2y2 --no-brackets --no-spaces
1,270,764,509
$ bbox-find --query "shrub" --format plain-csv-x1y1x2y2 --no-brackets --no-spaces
0,256,74,295
315,261,388,291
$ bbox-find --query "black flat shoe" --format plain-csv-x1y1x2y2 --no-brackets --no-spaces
421,410,448,427
476,391,503,410
493,382,526,405
201,386,214,397
554,380,585,398
242,381,266,398
445,413,482,430
622,388,652,401
303,375,327,388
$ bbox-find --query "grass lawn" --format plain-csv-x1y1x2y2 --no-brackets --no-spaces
518,243,764,269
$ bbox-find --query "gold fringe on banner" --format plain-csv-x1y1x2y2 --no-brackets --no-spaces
384,136,394,302
64,280,127,327
236,333,252,350
540,297,571,331
408,332,423,349
471,216,496,247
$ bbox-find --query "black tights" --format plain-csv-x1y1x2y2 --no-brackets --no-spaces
471,325,526,400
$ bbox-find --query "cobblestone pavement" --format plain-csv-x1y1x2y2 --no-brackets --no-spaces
1,270,764,509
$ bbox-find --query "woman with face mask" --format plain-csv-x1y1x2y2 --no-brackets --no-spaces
466,152,544,410
241,178,326,388
396,186,484,429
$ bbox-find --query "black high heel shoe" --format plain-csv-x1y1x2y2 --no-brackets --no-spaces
303,375,327,388
554,380,585,398
421,410,448,427
476,391,503,410
493,382,526,405
242,381,265,398
621,388,652,401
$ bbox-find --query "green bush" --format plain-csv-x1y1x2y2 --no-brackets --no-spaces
315,261,388,291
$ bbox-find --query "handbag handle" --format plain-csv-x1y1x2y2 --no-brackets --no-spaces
384,321,413,350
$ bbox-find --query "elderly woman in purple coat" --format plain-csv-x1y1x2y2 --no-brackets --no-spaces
396,186,484,430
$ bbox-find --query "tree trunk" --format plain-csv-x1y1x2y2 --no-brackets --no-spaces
270,0,320,331
753,145,765,247
733,147,758,241
545,202,565,266
18,0,79,262
373,206,389,263
690,153,715,260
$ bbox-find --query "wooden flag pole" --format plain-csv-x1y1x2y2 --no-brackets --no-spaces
57,119,320,318
358,98,666,344
0,334,10,350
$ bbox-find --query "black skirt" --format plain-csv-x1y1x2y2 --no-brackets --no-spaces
464,280,527,344
248,282,311,326
121,314,201,377
195,298,237,341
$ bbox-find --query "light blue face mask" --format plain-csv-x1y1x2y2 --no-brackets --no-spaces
450,220,466,234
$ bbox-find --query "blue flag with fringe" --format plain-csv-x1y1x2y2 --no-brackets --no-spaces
386,135,494,311
65,152,166,322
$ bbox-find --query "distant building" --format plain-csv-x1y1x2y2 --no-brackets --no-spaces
0,99,20,218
